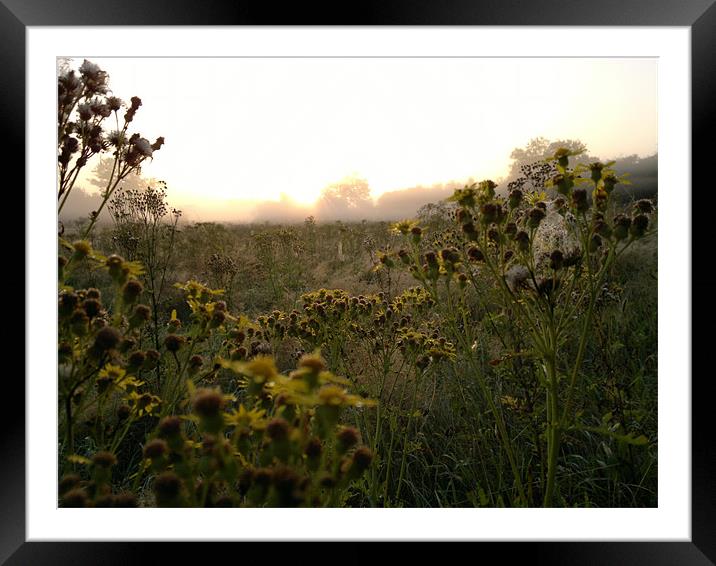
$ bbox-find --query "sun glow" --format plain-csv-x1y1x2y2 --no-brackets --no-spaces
72,57,656,220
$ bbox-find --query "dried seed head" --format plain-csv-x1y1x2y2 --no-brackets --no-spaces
266,418,290,441
143,349,160,369
92,451,117,469
527,207,546,229
192,389,224,419
127,350,146,368
210,309,226,327
553,197,566,212
588,161,605,182
299,352,326,373
467,246,485,262
133,304,151,321
514,230,530,252
351,446,373,473
480,203,498,225
82,298,102,318
571,188,589,213
153,471,182,505
549,250,564,270
164,334,185,353
634,199,654,214
336,426,360,452
593,220,612,239
508,188,523,209
630,214,649,238
305,437,322,460
122,279,143,303
86,288,101,300
143,438,168,460
117,404,131,421
58,341,73,363
319,473,336,489
93,326,121,352
62,488,88,507
253,467,273,488
158,416,182,439
59,474,81,496
113,492,138,507
59,292,79,316
614,214,632,240
425,251,439,267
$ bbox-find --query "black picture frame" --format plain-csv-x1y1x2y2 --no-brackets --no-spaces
9,1,714,563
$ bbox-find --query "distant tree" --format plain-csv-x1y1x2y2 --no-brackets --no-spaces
316,175,374,220
89,157,150,196
59,158,153,226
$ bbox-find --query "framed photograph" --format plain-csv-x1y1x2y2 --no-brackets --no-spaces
11,0,713,563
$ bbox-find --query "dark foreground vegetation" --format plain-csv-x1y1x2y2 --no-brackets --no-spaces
57,60,657,508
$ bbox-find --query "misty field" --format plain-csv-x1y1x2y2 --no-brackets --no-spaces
57,60,657,508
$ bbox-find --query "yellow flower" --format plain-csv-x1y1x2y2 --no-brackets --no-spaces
390,219,419,236
98,363,125,382
226,404,267,431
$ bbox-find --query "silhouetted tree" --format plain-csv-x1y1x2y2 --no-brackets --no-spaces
316,175,374,220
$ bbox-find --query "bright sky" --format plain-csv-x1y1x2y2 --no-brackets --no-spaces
73,57,657,214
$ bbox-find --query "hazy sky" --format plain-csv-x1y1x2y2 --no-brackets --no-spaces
72,57,657,213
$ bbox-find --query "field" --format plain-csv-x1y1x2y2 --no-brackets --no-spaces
57,60,658,508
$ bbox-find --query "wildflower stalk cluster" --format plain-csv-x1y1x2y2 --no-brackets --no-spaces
387,149,655,506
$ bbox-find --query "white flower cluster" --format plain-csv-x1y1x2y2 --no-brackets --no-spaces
133,137,153,157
